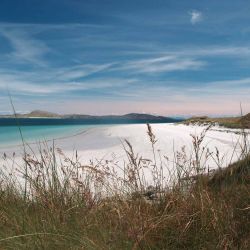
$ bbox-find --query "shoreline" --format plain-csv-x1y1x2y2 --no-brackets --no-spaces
1,123,248,170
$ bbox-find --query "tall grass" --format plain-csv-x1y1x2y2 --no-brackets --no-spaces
0,124,249,249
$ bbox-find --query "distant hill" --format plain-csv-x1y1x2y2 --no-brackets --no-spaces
0,110,182,126
24,110,60,118
0,110,60,118
64,113,176,122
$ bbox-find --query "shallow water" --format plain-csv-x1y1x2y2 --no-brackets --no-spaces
0,124,97,147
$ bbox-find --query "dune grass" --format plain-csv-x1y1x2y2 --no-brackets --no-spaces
183,113,250,129
0,124,249,249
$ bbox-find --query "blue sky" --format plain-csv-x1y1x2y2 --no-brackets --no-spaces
0,0,250,116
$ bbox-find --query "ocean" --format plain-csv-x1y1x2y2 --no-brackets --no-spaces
0,124,97,148
0,118,176,148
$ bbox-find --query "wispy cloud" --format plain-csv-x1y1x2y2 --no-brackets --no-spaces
189,10,203,25
1,67,250,115
55,63,114,81
0,15,249,115
0,69,138,96
116,56,205,74
0,22,110,31
0,28,49,66
105,77,250,101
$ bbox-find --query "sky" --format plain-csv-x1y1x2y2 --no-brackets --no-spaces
0,0,250,116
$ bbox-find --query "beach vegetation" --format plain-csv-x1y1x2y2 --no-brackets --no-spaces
0,124,249,249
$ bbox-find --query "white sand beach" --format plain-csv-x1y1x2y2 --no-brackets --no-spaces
1,123,249,174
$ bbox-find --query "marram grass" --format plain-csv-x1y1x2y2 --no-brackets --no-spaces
0,125,249,249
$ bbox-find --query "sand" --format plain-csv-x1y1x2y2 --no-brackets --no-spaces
0,123,249,185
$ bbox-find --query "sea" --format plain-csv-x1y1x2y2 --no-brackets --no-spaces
0,124,97,148
0,118,175,148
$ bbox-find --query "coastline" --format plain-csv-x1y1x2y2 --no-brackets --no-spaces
1,123,248,172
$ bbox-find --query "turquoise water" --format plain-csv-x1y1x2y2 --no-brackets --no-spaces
0,125,96,148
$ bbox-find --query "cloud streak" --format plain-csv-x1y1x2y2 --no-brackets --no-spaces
0,69,138,96
112,56,205,74
55,63,114,81
0,28,49,66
